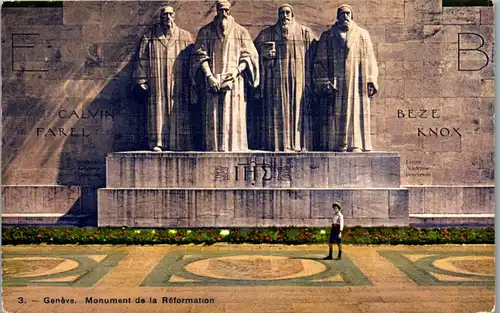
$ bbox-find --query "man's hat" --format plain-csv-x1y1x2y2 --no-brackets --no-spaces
332,202,342,210
216,0,231,9
161,6,175,14
337,4,353,19
278,3,294,16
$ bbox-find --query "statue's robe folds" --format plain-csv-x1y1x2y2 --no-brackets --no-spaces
255,23,316,151
133,24,194,150
313,21,378,151
193,17,259,152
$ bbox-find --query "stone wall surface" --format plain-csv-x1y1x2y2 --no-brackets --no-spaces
1,186,96,226
1,1,494,225
407,186,495,214
97,152,409,227
106,152,401,188
98,187,409,227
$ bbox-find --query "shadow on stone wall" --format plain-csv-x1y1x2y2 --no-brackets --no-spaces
56,61,148,187
2,83,49,177
55,56,148,225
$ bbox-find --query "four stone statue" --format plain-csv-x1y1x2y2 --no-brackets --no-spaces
134,2,379,153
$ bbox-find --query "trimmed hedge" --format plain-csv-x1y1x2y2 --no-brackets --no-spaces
1,226,494,245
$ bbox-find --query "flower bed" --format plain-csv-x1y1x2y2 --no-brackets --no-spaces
1,226,494,245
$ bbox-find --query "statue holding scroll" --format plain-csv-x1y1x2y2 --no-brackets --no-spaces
255,4,316,152
133,6,195,151
192,0,259,152
313,4,378,152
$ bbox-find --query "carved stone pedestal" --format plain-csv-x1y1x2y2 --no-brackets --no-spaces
98,152,409,227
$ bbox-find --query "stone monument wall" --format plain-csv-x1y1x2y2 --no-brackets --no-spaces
2,0,494,226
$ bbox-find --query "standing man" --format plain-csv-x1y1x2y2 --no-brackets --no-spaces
134,6,195,151
192,0,259,152
313,4,378,152
255,4,317,152
324,202,344,260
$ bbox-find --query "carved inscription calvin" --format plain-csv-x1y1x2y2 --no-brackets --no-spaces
36,110,114,137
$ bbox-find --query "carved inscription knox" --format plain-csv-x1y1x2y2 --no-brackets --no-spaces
396,109,462,138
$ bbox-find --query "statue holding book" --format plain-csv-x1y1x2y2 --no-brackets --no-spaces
192,0,259,152
255,4,317,152
313,4,378,152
